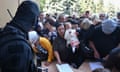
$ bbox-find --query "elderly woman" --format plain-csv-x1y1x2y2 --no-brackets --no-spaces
78,18,95,59
28,30,54,66
78,18,94,45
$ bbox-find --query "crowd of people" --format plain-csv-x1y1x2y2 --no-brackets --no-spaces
30,9,120,71
0,1,120,72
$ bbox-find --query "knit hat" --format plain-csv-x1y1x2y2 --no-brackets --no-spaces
102,19,117,34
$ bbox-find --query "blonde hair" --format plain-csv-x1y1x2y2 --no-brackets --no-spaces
81,18,93,30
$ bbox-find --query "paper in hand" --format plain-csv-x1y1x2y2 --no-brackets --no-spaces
89,62,104,71
56,64,73,72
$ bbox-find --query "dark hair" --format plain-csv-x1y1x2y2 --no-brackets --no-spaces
117,12,120,16
68,19,78,25
78,18,84,25
46,13,50,16
56,24,63,30
105,48,120,71
44,19,55,26
85,11,90,14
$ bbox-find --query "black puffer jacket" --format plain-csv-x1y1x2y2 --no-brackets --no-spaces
0,1,39,72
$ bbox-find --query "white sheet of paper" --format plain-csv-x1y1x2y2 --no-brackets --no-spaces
56,64,73,72
89,62,104,71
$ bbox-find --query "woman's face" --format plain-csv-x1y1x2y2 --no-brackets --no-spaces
57,25,65,37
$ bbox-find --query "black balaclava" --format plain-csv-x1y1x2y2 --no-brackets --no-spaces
10,1,40,33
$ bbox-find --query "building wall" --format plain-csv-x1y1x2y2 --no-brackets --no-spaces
0,0,40,28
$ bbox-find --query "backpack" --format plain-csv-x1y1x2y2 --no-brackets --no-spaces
0,25,36,72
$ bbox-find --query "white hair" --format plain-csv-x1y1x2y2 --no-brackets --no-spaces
28,30,39,44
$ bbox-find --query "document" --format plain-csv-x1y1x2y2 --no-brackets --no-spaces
89,62,104,71
56,64,73,72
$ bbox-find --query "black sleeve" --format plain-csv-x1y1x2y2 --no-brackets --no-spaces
117,27,120,43
88,27,95,41
53,38,59,51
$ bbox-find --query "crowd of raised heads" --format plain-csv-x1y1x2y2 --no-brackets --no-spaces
28,10,120,72
33,11,120,44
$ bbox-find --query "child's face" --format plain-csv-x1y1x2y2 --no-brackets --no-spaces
45,22,51,29
72,24,78,29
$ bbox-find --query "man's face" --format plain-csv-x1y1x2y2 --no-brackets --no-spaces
99,14,105,20
59,16,66,22
39,13,44,20
85,13,89,18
